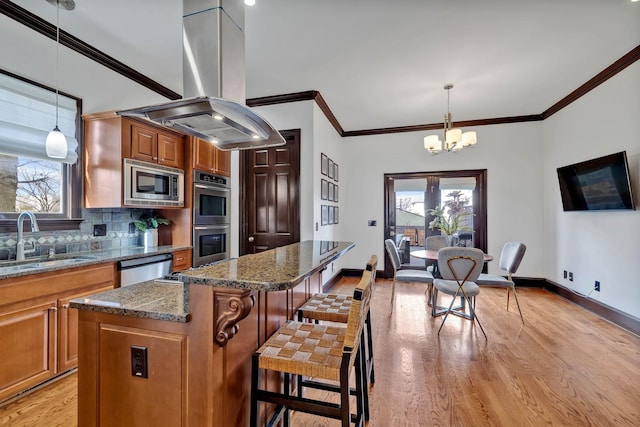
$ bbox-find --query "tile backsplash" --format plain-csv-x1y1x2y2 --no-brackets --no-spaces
0,208,151,261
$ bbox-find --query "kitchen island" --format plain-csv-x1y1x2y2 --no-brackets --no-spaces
71,240,354,427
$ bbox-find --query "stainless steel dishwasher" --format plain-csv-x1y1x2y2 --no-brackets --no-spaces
118,253,173,287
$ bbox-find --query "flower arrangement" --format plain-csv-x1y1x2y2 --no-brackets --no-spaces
134,215,170,232
427,204,471,236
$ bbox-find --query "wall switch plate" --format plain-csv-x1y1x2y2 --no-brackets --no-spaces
93,224,107,237
131,346,148,378
368,220,377,226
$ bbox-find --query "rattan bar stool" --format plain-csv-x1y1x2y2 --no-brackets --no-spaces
297,255,377,386
250,269,373,427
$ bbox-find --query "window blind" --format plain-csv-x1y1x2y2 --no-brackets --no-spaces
0,73,78,164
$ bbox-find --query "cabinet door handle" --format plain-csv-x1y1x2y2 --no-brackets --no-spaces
176,257,185,261
62,304,69,309
49,306,58,312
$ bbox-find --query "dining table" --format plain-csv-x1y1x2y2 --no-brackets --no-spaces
410,248,493,278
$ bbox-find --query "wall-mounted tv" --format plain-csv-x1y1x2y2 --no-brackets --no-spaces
557,151,636,211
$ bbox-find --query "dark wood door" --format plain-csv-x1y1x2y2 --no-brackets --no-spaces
241,129,300,254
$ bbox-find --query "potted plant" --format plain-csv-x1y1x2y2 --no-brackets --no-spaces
134,215,170,248
426,204,471,246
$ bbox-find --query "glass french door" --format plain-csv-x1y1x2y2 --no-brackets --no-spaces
383,170,487,277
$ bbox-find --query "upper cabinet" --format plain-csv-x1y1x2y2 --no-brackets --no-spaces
192,137,231,177
130,124,184,169
83,112,187,208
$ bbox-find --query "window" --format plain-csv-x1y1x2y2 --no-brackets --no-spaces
0,69,82,231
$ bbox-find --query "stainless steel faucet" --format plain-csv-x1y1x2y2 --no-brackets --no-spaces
16,211,39,261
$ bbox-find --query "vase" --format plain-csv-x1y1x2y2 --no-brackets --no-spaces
444,234,457,247
142,229,158,248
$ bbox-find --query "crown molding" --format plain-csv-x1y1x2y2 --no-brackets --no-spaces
0,0,181,101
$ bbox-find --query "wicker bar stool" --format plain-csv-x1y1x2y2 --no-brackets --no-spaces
250,269,373,427
297,255,377,386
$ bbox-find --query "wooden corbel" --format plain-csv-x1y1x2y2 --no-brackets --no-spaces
214,289,254,346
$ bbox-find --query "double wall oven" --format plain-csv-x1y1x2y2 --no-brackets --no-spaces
192,170,230,266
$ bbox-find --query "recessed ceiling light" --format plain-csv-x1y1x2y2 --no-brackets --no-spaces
245,0,256,5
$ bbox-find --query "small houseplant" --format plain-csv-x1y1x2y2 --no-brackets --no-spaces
134,215,170,248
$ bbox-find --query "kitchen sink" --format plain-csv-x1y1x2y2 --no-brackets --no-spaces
0,255,102,274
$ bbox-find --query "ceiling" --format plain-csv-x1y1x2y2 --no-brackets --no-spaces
12,0,640,133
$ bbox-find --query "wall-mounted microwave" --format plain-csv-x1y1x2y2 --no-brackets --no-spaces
123,158,184,207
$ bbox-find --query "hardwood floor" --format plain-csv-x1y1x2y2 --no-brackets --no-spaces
1,277,639,426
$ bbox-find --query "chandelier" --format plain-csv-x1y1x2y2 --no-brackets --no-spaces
423,84,477,155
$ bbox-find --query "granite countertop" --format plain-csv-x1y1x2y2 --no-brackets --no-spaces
179,240,355,291
0,245,191,280
70,240,355,323
69,279,190,323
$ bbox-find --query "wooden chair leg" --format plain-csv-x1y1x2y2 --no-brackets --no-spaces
390,277,396,313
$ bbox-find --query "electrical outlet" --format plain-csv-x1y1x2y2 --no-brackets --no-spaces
569,272,573,282
131,346,148,378
594,281,600,292
368,220,377,226
563,270,567,279
93,224,106,237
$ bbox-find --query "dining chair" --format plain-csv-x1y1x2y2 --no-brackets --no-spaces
384,238,434,312
432,247,487,338
476,242,527,324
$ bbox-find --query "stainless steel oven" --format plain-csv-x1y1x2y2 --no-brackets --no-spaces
193,170,230,266
193,225,230,266
193,170,230,225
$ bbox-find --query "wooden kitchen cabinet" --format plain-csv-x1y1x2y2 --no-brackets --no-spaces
192,136,231,176
58,285,114,372
0,299,57,403
171,249,191,272
0,263,116,403
83,112,186,208
130,123,184,169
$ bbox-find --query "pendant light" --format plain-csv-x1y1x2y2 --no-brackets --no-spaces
423,84,477,155
45,0,75,159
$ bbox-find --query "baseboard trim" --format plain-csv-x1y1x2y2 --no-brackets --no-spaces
322,272,343,293
543,280,639,336
339,269,639,336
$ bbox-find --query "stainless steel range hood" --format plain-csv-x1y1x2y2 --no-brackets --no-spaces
117,0,284,151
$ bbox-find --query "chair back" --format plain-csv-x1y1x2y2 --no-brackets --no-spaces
499,242,527,277
426,235,446,251
344,269,373,355
438,247,484,283
384,238,401,272
366,255,378,282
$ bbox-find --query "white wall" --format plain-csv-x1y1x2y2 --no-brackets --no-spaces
256,102,546,282
542,62,640,318
341,121,545,278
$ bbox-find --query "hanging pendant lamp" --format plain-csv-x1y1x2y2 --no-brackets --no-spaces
423,84,477,155
45,0,75,159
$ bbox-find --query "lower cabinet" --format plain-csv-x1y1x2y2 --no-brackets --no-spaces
58,286,114,372
0,300,57,402
0,263,115,403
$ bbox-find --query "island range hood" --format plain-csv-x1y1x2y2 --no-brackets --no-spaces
117,0,284,151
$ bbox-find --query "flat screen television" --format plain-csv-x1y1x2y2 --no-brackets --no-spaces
557,151,636,211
